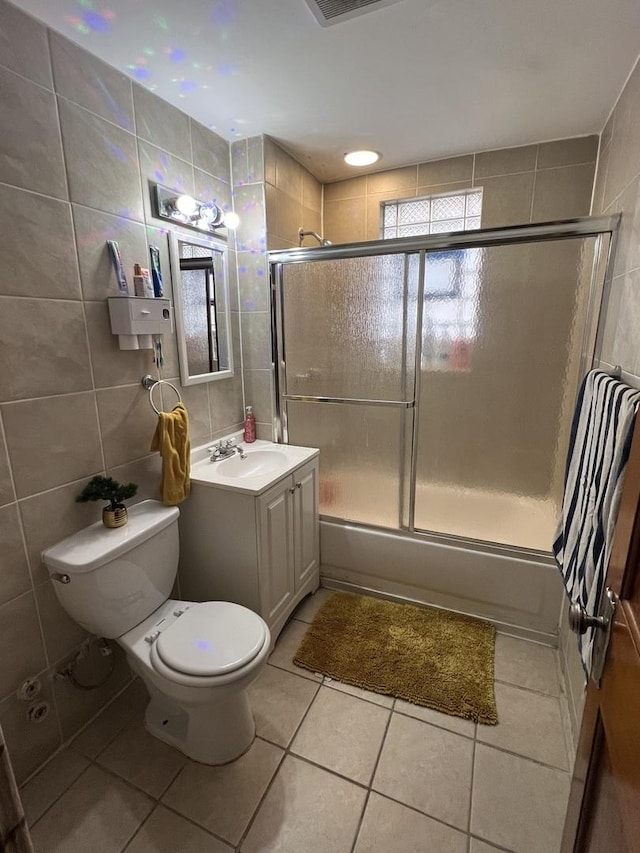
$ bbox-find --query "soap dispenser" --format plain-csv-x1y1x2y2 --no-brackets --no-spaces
243,406,256,443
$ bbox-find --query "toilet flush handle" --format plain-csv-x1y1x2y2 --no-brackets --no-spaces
51,573,71,584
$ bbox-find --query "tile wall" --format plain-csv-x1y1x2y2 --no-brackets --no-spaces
0,0,242,783
230,135,323,439
559,52,640,748
230,135,271,440
592,56,640,378
264,136,323,250
323,136,598,243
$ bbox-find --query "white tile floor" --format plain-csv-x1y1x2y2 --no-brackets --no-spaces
21,589,574,853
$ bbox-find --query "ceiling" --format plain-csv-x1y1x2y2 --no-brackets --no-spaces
11,0,640,182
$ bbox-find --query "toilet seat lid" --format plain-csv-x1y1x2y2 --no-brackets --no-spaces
155,602,267,677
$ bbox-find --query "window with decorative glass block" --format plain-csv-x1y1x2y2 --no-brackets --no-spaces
381,188,482,239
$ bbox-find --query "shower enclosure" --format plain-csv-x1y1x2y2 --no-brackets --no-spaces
269,217,618,638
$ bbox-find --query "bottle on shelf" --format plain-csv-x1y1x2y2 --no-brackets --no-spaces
243,405,256,443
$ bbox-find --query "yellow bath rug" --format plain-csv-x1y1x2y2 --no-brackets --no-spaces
294,592,498,725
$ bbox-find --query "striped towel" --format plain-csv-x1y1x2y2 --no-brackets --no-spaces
553,369,640,676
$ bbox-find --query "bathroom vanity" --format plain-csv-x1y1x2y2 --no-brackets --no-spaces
178,440,320,643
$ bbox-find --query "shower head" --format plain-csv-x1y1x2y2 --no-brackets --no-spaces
298,227,332,247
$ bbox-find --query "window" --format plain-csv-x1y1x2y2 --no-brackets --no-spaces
380,188,483,371
381,188,482,240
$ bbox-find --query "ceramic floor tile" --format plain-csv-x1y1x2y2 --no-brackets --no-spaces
20,747,89,826
269,619,322,681
477,682,569,770
323,677,395,708
241,755,367,853
353,792,468,853
291,686,390,785
494,635,560,696
71,679,149,759
97,719,186,798
293,587,333,622
248,664,319,747
373,713,473,830
29,764,153,853
162,737,283,846
471,744,570,853
394,698,476,738
126,805,233,852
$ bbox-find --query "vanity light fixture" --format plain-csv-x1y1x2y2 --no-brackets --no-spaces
153,183,238,234
344,149,380,167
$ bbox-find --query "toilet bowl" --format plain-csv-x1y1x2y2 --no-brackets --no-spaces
42,500,270,765
119,598,270,763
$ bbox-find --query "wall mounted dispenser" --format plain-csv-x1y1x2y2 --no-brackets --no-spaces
108,297,173,350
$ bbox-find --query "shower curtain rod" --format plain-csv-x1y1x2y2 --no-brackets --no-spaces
269,215,620,264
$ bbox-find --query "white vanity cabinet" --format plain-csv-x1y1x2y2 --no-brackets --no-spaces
178,449,319,643
258,460,319,630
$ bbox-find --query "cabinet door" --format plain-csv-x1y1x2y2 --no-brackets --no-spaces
257,477,295,627
293,459,319,590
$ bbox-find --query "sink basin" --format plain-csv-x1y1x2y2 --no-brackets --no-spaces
189,439,319,494
214,449,289,479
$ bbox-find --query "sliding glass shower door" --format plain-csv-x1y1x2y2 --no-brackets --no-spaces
280,253,418,528
414,237,598,549
272,219,615,553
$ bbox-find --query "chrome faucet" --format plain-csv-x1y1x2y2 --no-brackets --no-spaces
208,439,246,462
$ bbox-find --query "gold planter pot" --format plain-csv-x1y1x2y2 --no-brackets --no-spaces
102,504,128,528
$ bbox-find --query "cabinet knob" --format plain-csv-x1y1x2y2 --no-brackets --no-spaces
296,482,302,488
289,487,296,494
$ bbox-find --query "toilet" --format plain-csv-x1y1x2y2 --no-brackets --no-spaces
42,500,271,765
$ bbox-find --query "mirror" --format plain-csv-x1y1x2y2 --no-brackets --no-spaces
168,231,233,385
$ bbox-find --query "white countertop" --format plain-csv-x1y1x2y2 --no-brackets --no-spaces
189,438,319,495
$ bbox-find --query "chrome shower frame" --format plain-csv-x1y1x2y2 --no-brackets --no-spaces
269,214,620,549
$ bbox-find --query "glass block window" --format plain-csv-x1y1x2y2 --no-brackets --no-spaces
381,188,482,240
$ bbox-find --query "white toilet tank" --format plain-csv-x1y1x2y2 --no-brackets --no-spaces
42,501,180,639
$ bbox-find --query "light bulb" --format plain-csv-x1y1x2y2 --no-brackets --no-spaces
175,194,198,216
223,211,240,229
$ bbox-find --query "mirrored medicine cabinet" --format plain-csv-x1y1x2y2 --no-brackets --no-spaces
168,230,234,386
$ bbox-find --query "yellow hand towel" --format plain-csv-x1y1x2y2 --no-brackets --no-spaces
150,402,191,505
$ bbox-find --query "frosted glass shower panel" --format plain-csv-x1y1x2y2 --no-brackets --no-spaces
414,237,598,550
287,401,405,527
281,254,416,401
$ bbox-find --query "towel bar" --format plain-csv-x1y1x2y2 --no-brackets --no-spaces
141,375,182,415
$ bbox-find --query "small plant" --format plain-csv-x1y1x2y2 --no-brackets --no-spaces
76,476,137,511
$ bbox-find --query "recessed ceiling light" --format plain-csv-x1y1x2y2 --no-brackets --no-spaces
344,149,380,167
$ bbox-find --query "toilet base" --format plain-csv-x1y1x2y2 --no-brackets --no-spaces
143,686,256,765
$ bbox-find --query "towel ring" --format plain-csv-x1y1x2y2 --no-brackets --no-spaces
141,375,182,415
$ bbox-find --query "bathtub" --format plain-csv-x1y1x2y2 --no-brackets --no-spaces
319,520,563,646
